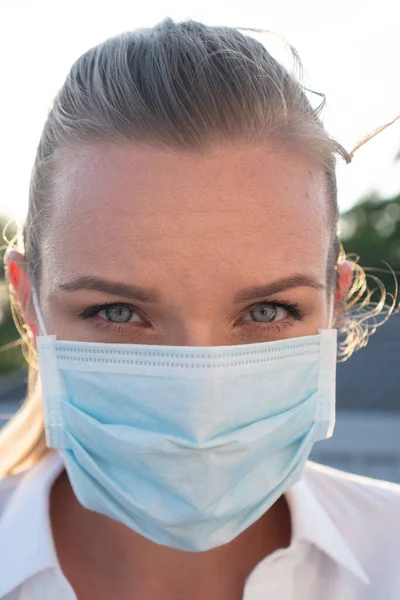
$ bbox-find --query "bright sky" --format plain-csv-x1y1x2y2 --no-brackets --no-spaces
0,0,399,222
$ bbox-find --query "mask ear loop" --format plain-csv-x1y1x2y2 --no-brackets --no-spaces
31,289,66,448
31,289,48,336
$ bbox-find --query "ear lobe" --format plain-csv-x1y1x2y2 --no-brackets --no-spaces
8,261,19,288
335,260,354,304
4,249,36,330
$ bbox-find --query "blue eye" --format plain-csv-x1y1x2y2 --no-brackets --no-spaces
244,303,289,323
98,304,142,323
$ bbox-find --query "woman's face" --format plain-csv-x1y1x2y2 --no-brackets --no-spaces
35,142,334,346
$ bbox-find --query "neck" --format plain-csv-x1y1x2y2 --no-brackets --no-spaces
50,471,291,600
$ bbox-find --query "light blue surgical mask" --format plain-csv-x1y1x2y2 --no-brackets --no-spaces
33,292,337,551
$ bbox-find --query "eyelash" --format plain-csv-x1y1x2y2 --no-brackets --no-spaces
78,300,304,332
78,302,149,332
245,300,304,330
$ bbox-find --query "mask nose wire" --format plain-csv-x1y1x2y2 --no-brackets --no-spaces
31,289,49,336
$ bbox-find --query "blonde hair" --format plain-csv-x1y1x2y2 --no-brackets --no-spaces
0,18,397,476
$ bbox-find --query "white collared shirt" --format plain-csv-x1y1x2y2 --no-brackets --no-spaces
0,451,399,599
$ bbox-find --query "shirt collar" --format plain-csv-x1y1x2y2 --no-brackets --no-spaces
285,465,369,585
0,455,369,596
0,450,63,597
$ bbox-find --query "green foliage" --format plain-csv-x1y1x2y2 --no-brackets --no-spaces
0,301,26,375
0,218,26,376
340,192,400,293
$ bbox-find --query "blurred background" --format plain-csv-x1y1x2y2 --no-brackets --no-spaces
0,0,399,481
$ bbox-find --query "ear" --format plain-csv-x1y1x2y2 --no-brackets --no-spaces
335,259,354,307
4,249,38,337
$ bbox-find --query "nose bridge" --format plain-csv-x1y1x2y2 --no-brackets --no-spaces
168,321,223,347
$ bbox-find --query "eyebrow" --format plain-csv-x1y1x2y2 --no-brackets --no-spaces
59,273,324,305
58,276,160,303
233,275,325,303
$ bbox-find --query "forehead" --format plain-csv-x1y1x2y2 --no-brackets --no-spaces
43,142,331,290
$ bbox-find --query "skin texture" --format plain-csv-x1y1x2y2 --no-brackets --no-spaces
7,142,351,600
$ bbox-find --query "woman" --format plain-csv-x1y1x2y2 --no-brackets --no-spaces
0,18,399,600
